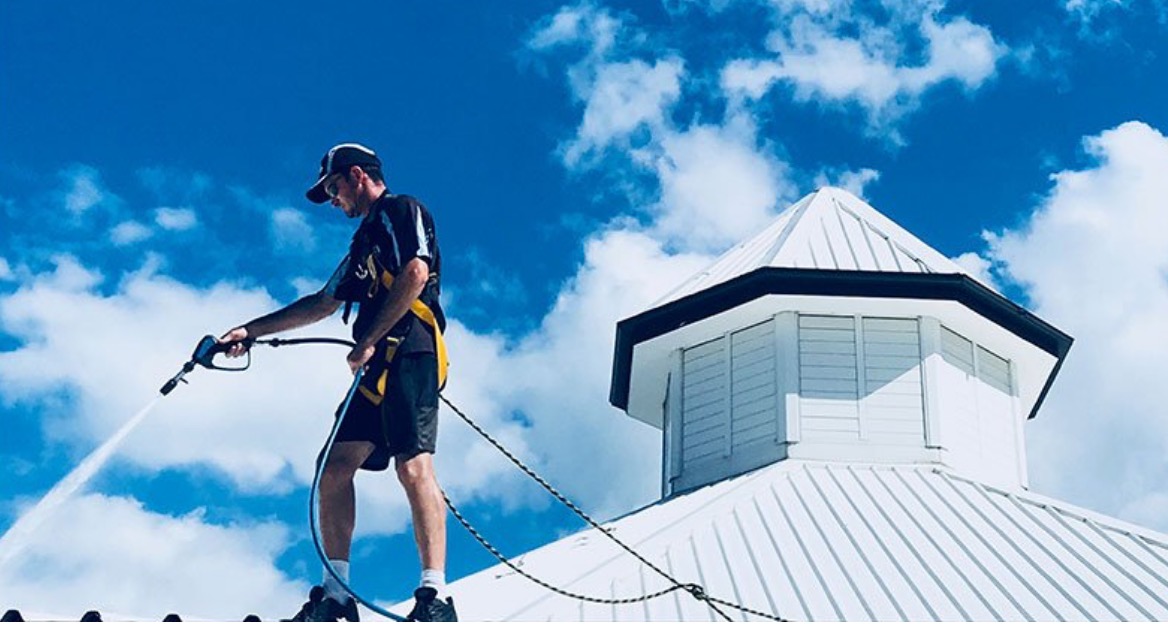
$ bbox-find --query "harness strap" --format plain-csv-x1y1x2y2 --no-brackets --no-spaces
356,269,449,405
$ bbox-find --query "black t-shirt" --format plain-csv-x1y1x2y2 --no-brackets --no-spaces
323,192,444,354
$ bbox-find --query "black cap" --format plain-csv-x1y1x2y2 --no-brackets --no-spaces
306,143,381,204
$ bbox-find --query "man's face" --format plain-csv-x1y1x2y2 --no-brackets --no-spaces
326,171,363,218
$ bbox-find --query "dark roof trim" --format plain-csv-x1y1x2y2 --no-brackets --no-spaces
609,268,1073,420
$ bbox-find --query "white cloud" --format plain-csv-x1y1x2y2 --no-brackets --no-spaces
531,4,793,254
0,258,324,492
950,251,1001,291
566,58,685,165
61,166,109,216
528,2,622,58
155,207,198,231
649,118,791,252
0,493,301,620
270,207,316,254
721,1,1006,131
0,257,11,281
984,121,1168,531
290,276,323,298
111,220,153,246
813,167,881,199
1064,0,1129,23
1063,0,1168,38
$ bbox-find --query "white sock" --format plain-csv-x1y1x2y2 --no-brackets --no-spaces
420,568,446,598
323,559,350,602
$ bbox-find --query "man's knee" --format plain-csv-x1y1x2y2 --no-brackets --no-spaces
395,452,435,489
322,442,373,484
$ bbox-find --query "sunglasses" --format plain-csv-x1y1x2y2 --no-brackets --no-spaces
325,174,344,199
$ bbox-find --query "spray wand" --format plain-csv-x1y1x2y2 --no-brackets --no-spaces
160,335,363,395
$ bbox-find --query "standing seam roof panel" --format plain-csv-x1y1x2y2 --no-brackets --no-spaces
933,472,1089,619
1080,518,1168,615
889,468,1054,620
816,466,948,621
802,466,915,621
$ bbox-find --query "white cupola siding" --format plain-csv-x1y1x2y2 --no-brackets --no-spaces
612,187,1072,496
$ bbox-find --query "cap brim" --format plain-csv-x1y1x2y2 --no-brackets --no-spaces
306,173,330,204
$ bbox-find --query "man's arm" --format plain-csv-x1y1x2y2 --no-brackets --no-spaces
347,257,429,370
220,291,343,356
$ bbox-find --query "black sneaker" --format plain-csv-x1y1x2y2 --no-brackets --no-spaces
283,585,360,622
406,587,457,622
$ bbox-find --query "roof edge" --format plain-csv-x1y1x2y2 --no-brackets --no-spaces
609,267,1073,419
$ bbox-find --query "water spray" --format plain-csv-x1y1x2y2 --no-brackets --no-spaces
0,335,244,572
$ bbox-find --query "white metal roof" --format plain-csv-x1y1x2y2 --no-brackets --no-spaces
655,187,975,306
436,461,1168,621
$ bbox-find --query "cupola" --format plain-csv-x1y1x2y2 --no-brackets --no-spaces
609,187,1072,497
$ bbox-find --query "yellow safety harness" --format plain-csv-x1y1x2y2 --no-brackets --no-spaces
357,265,449,405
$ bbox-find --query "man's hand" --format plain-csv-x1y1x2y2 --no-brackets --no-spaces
218,327,251,358
347,343,375,374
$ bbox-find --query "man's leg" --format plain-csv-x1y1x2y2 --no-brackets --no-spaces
395,451,446,572
285,441,372,621
321,441,375,561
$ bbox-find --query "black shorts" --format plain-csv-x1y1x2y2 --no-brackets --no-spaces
334,350,439,472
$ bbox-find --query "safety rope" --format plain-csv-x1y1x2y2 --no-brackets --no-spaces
444,494,713,607
439,395,786,622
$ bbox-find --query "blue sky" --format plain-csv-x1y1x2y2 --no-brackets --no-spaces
2,0,1168,618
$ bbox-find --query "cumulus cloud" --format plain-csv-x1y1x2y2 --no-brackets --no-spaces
61,166,111,217
950,251,1001,291
984,121,1168,531
528,3,793,254
111,220,153,246
648,118,791,251
155,207,198,231
527,2,622,58
0,493,301,620
0,257,316,491
566,57,685,165
721,0,1006,134
270,207,317,254
813,167,881,199
1064,0,1151,23
1063,0,1168,39
0,257,11,281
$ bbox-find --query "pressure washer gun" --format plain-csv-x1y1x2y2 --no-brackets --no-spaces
159,335,251,395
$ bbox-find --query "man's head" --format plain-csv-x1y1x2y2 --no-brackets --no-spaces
306,143,386,217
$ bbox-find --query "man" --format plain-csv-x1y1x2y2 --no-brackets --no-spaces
219,143,456,622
